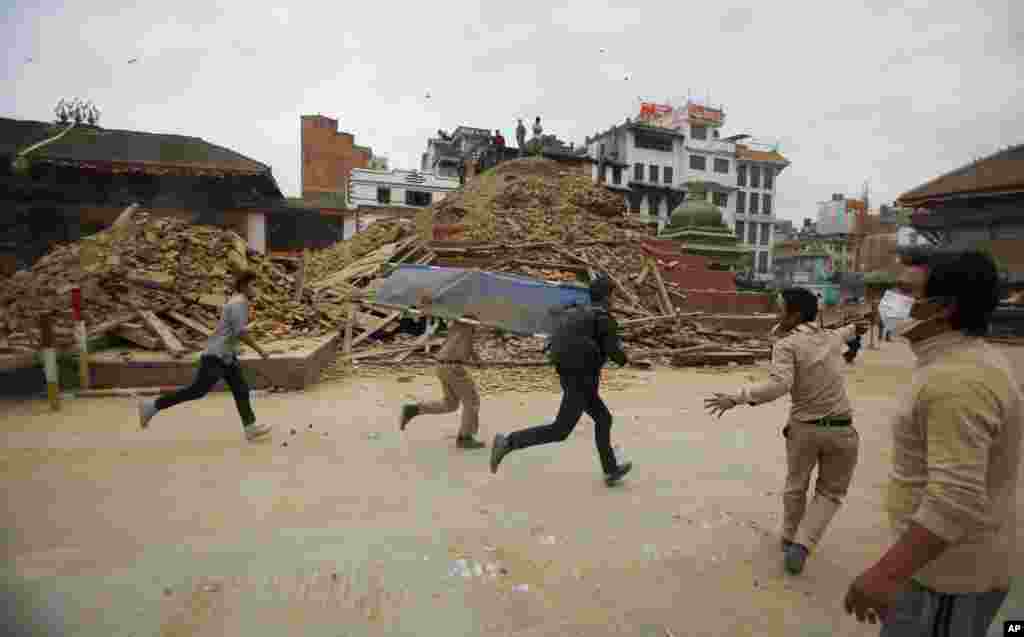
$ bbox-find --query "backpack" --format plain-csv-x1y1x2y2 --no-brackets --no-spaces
546,303,601,365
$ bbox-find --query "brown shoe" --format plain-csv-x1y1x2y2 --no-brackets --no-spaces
456,436,486,450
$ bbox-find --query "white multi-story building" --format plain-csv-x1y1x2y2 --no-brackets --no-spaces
348,167,459,210
584,100,789,280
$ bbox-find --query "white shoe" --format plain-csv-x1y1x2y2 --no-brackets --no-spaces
138,399,157,429
245,423,272,442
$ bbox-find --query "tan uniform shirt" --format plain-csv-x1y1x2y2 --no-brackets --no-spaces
887,331,1022,593
737,323,857,422
437,321,477,363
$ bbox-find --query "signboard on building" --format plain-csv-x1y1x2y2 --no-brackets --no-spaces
639,102,673,120
687,102,724,125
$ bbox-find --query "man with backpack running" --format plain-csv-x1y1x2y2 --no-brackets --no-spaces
489,274,633,486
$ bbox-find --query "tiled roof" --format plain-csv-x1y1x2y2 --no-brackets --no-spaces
0,117,270,176
735,144,789,164
897,144,1024,206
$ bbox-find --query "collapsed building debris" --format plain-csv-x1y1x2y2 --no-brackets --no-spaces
1,158,871,384
0,209,337,355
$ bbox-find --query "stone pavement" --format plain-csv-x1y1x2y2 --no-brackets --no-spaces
1,343,1020,636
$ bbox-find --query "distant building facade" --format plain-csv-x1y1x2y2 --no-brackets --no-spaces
301,114,373,204
349,168,459,210
584,99,789,281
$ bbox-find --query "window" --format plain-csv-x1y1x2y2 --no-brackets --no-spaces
714,158,730,174
735,221,745,241
712,192,728,207
737,165,747,187
760,223,771,245
612,166,622,185
758,252,769,273
764,167,774,190
736,191,746,214
747,223,757,244
405,190,432,206
763,194,772,215
689,154,707,171
649,164,659,183
663,166,674,185
751,166,762,189
634,131,673,152
691,125,708,140
749,192,760,214
634,163,644,181
376,187,391,204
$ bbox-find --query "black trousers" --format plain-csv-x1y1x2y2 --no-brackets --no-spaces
154,355,255,427
506,367,618,474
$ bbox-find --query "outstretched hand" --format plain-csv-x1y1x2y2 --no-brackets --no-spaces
704,393,739,418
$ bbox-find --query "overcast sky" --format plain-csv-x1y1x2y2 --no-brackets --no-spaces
3,0,1021,223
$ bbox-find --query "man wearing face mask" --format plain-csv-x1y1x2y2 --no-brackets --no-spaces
705,287,868,575
844,251,1021,636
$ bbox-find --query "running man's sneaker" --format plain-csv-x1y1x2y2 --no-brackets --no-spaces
138,399,157,429
456,436,486,450
604,461,633,486
245,423,272,442
490,434,511,474
784,542,809,575
399,404,418,431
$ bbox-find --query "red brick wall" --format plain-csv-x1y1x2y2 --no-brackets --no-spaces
301,115,371,200
677,290,776,314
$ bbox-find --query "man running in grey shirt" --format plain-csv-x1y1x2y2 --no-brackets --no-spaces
138,269,272,441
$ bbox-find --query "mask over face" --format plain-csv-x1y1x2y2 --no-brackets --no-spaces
878,289,915,335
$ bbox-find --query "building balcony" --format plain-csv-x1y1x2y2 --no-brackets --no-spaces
685,138,735,156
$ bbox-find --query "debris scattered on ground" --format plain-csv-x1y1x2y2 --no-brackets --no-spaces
2,209,336,352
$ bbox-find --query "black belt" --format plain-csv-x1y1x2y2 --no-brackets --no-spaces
803,416,853,427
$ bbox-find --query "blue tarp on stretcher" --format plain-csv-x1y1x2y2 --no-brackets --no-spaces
370,265,591,336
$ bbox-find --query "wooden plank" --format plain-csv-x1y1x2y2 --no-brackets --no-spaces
138,310,185,357
87,314,139,338
634,260,651,285
649,256,675,316
343,303,356,359
348,311,403,349
115,325,161,350
619,313,680,328
505,260,589,273
165,311,214,337
294,248,309,302
672,351,758,366
340,338,446,361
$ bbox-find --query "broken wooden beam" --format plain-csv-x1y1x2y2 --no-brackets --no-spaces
348,310,403,349
340,338,446,361
165,311,214,337
619,313,681,328
649,256,675,316
671,351,759,366
138,310,185,357
115,324,161,350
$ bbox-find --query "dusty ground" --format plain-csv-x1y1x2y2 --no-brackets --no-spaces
1,343,1021,636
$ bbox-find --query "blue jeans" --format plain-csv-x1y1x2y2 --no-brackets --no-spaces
880,579,1008,637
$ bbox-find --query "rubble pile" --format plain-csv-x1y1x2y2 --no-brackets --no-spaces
306,219,414,283
315,159,792,371
430,159,635,244
0,210,336,352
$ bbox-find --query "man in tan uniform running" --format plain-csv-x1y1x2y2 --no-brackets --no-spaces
705,287,867,575
398,293,485,449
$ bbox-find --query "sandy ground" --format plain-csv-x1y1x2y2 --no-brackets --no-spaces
1,343,1021,637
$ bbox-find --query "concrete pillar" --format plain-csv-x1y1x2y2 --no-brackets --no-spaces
246,212,267,254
